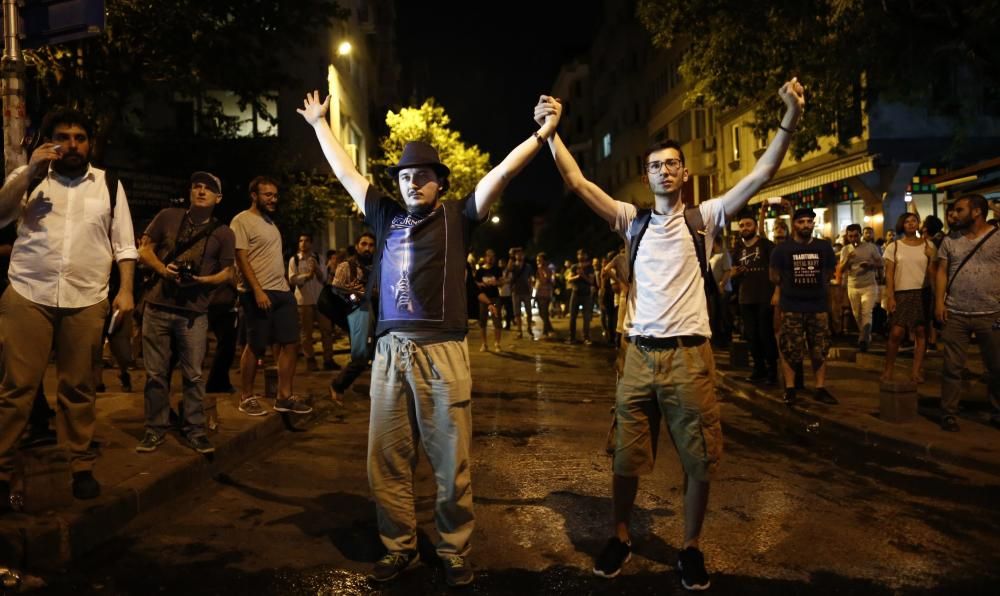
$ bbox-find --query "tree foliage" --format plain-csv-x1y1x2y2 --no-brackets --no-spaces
24,0,346,156
374,99,491,200
637,0,1000,158
274,170,356,248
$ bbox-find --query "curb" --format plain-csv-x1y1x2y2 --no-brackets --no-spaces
715,370,1000,477
0,404,323,572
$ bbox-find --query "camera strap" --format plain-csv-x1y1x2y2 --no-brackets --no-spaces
163,214,221,266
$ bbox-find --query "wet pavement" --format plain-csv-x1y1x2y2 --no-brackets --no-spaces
36,319,1000,595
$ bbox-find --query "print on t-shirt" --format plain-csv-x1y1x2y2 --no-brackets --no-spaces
792,251,822,287
380,209,447,322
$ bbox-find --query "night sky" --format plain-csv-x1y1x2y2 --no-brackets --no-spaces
394,1,603,246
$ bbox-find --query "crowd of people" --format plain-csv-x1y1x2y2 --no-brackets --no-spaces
0,75,995,592
707,193,999,433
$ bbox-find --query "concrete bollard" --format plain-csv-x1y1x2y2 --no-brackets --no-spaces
879,380,919,423
729,340,750,368
264,366,279,399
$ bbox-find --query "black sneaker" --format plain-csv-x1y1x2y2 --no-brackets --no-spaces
369,551,420,582
593,537,631,578
135,430,166,453
442,554,474,587
783,388,800,406
120,372,132,392
813,388,839,405
183,434,215,455
677,546,711,591
71,471,101,500
941,415,960,432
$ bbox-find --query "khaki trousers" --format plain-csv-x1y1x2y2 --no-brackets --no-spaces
0,288,108,479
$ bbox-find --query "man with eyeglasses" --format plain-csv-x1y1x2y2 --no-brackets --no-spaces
232,177,310,417
535,77,805,590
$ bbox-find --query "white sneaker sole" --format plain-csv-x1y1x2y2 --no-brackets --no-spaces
593,552,631,578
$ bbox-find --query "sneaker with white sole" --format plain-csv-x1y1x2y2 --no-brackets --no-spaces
273,395,313,414
677,546,711,591
369,551,420,582
135,430,165,453
593,537,631,578
238,395,267,417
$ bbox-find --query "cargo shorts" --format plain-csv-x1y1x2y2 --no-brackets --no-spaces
614,340,723,481
778,311,831,365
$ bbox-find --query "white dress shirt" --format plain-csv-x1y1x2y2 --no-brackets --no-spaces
3,164,138,308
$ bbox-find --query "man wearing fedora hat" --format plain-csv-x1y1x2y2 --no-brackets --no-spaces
298,90,560,586
135,172,235,455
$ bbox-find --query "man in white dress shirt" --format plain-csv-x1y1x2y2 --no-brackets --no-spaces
0,108,137,508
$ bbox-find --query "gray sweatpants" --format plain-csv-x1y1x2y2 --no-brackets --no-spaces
367,333,474,556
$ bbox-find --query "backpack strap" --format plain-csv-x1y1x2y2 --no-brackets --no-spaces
627,208,652,285
683,206,718,297
946,226,998,295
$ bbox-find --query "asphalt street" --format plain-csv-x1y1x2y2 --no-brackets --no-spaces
38,320,1000,595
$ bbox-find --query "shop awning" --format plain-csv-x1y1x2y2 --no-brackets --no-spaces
749,156,877,205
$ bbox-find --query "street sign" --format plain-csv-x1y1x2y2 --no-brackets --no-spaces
19,0,105,49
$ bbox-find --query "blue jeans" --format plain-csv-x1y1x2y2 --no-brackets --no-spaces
331,307,372,393
142,306,208,437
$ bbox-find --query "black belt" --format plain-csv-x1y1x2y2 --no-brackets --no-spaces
628,335,707,350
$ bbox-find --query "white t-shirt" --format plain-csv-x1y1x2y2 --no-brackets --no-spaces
884,239,935,292
613,199,727,338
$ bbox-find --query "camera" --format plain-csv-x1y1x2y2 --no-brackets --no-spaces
175,260,197,283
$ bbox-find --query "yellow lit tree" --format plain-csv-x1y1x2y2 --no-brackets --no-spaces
375,99,491,200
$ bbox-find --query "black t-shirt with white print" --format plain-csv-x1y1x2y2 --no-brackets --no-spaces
770,237,835,313
364,186,481,336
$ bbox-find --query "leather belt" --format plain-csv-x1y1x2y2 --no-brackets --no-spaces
628,335,707,351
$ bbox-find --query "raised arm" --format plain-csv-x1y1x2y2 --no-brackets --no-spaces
717,78,806,219
472,99,562,220
298,91,370,213
535,97,619,224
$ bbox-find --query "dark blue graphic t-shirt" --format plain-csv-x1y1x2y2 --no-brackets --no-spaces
364,187,481,335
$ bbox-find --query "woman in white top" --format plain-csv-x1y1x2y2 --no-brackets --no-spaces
882,212,937,383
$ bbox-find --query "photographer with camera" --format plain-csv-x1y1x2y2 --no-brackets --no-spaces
135,172,235,455
328,232,375,404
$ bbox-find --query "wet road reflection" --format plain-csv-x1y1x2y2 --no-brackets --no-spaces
41,332,1000,595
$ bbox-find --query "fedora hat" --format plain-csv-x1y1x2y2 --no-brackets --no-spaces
387,141,451,179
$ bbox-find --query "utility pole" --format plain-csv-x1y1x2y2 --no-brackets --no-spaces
2,0,27,176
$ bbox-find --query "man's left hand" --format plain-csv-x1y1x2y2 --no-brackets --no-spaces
779,77,806,114
112,292,134,317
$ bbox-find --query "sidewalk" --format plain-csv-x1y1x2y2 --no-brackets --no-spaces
0,358,344,572
715,339,1000,476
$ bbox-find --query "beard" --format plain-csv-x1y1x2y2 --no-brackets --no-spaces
740,230,757,240
356,252,373,265
52,152,89,178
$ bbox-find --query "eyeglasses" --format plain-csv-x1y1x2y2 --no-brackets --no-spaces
646,159,683,174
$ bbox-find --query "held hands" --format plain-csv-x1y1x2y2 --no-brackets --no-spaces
297,90,330,126
778,77,806,116
533,95,563,134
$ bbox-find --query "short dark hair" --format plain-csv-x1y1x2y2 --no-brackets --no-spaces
922,215,943,236
956,193,989,221
326,249,336,259
641,140,686,168
249,175,280,196
298,233,313,242
895,212,920,235
356,231,376,245
40,107,94,141
845,223,862,234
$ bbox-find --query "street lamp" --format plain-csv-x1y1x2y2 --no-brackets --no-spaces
337,41,352,56
491,215,500,224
